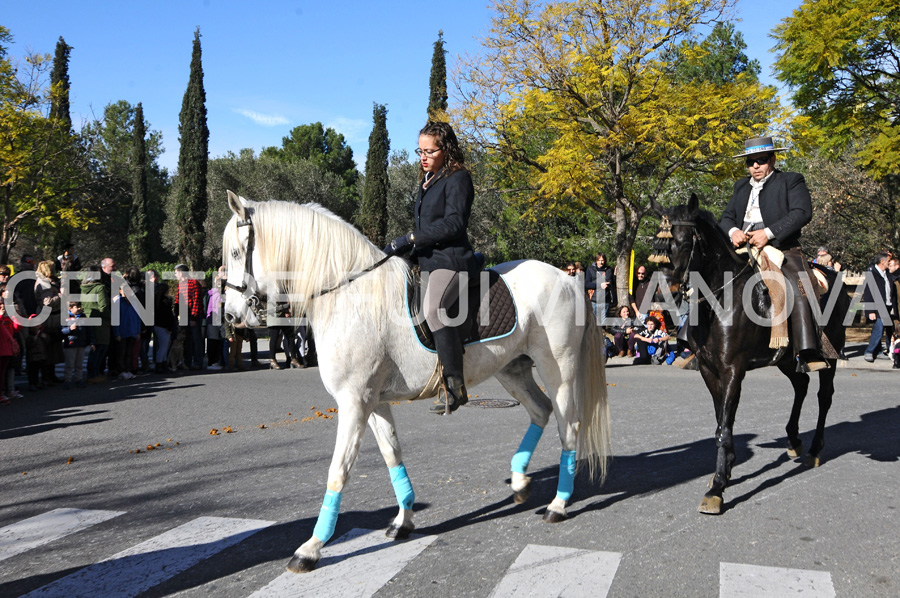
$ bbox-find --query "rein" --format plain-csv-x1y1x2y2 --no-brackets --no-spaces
309,253,394,299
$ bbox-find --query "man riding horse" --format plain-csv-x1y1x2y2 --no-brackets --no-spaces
719,136,828,373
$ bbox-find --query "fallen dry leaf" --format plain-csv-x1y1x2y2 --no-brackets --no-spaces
259,424,267,429
66,457,75,465
224,426,234,433
209,429,219,436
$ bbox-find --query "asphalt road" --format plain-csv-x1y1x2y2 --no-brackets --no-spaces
0,349,897,597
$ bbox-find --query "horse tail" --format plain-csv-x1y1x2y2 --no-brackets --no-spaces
577,311,611,483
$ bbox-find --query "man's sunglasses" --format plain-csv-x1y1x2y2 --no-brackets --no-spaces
745,155,772,167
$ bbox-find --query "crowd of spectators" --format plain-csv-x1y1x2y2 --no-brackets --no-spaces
0,249,316,405
564,253,687,366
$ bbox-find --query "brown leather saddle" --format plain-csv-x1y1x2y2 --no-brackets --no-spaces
406,269,517,352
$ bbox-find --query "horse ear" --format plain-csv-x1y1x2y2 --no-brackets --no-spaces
687,193,699,215
650,196,664,217
227,190,247,220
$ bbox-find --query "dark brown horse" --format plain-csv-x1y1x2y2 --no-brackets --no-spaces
649,194,849,514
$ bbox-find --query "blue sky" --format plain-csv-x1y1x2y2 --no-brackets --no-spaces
4,0,800,174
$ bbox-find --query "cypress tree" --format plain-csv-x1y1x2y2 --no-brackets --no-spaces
129,102,149,266
50,36,72,129
358,103,390,246
174,28,209,269
427,31,448,122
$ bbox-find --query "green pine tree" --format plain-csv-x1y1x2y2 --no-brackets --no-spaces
427,31,448,122
50,36,72,129
175,28,209,269
129,102,149,266
358,103,390,245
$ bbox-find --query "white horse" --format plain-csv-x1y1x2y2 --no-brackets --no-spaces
221,190,610,573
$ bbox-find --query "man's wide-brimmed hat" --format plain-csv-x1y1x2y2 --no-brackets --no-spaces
733,136,788,158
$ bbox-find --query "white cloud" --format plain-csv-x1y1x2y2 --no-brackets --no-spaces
234,108,290,127
326,116,369,143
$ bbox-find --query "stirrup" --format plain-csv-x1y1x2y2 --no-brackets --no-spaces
797,352,830,373
430,377,468,415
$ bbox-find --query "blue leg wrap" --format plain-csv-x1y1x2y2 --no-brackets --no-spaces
389,463,415,510
510,423,544,474
556,450,577,502
312,489,342,543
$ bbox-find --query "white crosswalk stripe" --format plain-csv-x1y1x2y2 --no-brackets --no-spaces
0,508,124,563
489,544,621,598
20,516,275,598
0,509,844,596
720,562,837,598
248,528,437,598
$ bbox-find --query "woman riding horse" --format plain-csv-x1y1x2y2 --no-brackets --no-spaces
384,122,478,414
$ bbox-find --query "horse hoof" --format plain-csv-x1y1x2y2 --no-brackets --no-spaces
804,454,821,468
787,441,802,459
286,555,318,573
513,486,531,504
542,509,568,523
385,523,413,540
698,495,723,515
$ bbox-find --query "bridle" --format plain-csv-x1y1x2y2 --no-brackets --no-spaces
224,215,269,326
663,217,751,306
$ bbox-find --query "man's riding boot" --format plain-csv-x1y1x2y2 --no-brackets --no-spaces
430,327,468,414
783,249,829,373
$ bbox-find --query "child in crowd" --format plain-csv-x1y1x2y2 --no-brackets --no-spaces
112,283,141,380
891,331,900,370
62,301,90,388
0,299,20,404
0,283,24,399
632,316,670,365
25,317,50,391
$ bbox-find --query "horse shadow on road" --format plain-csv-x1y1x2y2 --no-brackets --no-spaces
573,402,900,517
419,402,900,525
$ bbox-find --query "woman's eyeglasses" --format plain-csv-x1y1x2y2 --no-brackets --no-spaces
745,155,772,167
415,148,440,157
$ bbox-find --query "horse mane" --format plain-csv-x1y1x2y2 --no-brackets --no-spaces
224,199,410,325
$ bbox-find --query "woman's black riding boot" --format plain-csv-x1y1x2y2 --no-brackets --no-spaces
430,327,468,414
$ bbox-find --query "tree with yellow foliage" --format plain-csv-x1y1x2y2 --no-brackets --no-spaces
0,26,93,264
773,0,899,179
454,0,789,303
